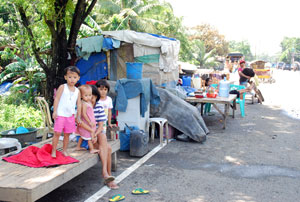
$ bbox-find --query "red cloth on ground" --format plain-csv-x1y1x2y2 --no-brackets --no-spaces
2,144,79,168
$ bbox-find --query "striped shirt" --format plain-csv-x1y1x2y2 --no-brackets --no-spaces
94,101,107,124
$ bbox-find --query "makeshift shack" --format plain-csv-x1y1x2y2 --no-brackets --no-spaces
75,30,180,87
75,31,208,142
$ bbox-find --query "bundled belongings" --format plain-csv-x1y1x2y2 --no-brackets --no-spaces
151,88,208,143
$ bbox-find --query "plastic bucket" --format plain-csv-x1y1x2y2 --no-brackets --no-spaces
182,76,192,86
126,62,143,79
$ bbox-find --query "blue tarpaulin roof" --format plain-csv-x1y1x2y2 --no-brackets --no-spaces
147,33,176,41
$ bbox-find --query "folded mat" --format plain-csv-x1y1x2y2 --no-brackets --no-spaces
2,144,79,167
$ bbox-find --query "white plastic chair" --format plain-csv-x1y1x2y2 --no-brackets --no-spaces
148,118,169,146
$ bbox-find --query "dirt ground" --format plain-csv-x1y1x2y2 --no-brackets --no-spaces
37,69,300,202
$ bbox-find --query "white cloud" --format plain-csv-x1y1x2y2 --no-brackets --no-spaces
166,0,300,55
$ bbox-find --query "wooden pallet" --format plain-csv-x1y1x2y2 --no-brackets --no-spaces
0,138,120,202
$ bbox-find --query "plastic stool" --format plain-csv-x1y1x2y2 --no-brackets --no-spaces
0,138,22,154
149,118,168,146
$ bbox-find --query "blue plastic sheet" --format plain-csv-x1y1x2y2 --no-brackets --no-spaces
102,38,121,51
0,82,13,94
147,33,177,41
76,52,108,85
182,86,197,95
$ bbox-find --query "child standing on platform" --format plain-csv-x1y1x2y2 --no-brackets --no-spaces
52,66,81,158
76,85,99,154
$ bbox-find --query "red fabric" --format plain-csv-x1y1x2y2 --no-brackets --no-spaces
86,80,97,85
2,144,79,168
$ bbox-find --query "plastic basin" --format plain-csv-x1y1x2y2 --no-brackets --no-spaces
207,93,217,98
0,127,38,147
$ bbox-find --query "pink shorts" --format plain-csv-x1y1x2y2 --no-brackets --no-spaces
54,115,76,134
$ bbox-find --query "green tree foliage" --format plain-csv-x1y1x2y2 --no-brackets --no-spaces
1,0,233,105
192,40,218,68
92,0,194,61
94,0,171,33
0,101,43,131
0,51,46,105
0,3,19,46
279,37,300,63
7,0,98,102
190,24,229,57
150,6,194,62
229,40,253,61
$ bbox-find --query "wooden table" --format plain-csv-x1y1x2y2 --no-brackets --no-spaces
0,138,120,202
185,94,237,129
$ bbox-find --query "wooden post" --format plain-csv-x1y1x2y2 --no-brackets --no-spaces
111,152,117,172
106,51,110,79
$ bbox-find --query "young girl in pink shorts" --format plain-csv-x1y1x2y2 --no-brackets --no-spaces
52,66,82,158
76,85,99,154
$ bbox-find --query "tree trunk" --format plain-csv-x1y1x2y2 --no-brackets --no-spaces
43,0,69,104
18,0,98,105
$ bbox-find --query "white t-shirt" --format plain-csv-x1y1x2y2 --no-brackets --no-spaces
98,96,113,117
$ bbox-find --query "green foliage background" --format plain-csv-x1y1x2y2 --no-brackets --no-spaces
0,101,43,131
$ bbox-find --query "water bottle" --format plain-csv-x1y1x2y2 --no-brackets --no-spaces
219,77,230,98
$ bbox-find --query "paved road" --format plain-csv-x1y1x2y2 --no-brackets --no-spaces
38,70,300,202
260,69,300,119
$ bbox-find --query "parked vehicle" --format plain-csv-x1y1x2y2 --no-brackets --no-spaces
277,62,285,69
292,63,300,71
283,63,291,71
250,60,275,83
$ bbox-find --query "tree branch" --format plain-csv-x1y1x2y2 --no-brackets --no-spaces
83,0,97,19
44,15,56,39
17,6,49,72
67,0,98,53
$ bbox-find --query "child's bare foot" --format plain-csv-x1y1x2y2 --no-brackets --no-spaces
75,147,86,151
51,150,57,158
62,151,70,156
89,149,99,154
107,181,119,190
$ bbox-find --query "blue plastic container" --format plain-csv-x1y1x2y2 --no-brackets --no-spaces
119,125,139,151
126,62,143,79
182,76,192,86
219,79,230,98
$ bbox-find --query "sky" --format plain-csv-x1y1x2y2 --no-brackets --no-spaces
165,0,300,56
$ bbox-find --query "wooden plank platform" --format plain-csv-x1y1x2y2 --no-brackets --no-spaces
0,138,120,202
